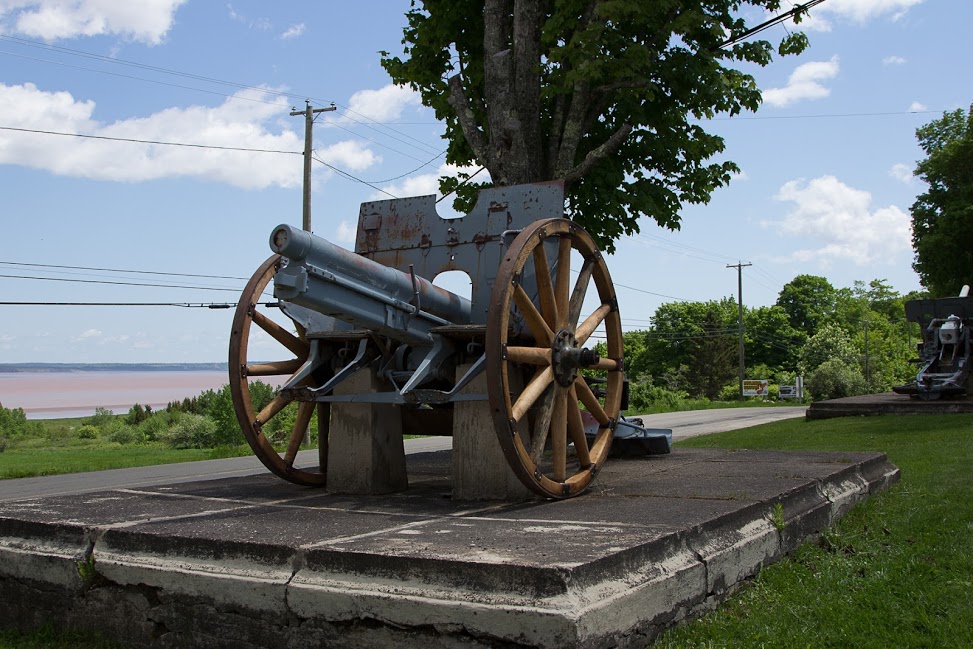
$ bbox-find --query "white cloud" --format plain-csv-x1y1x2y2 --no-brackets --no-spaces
889,163,913,183
768,175,911,266
372,163,490,217
75,328,102,340
316,140,379,172
763,56,839,108
280,22,304,40
342,84,422,123
730,169,749,182
334,220,357,244
909,101,927,112
882,55,906,65
790,0,924,31
0,0,188,44
0,82,382,188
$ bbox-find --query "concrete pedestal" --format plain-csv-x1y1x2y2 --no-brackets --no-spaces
326,367,408,494
451,362,532,500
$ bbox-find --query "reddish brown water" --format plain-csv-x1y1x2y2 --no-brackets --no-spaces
0,371,248,419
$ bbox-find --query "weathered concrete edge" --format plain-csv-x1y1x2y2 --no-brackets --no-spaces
0,454,900,648
806,400,973,420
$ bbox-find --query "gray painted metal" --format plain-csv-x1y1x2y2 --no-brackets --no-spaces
267,181,568,403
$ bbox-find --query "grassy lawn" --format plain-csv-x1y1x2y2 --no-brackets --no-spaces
658,413,973,648
0,442,253,480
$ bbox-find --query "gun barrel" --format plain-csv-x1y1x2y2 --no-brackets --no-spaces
269,225,472,343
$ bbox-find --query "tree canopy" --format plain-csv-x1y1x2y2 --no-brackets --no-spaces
910,104,973,296
381,0,809,250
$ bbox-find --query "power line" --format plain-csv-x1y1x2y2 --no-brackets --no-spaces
0,301,238,308
310,154,398,199
0,126,301,155
0,261,248,282
362,150,447,184
0,274,242,292
0,34,441,159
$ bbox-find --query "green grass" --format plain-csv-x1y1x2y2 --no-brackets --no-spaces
0,441,253,480
626,398,805,417
658,413,973,648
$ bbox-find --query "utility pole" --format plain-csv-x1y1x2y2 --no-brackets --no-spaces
863,319,870,388
290,100,336,232
727,262,752,397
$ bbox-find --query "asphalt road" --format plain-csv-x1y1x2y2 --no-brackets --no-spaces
0,407,807,502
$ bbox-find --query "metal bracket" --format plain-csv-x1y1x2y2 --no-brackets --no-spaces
297,338,371,398
398,334,455,396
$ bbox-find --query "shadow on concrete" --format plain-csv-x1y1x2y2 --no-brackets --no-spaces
0,447,898,648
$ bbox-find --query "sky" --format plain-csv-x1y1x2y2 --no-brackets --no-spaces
0,0,968,365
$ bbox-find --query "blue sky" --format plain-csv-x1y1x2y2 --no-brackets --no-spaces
0,0,966,364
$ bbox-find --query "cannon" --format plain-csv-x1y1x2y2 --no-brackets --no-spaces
893,285,973,400
228,182,653,499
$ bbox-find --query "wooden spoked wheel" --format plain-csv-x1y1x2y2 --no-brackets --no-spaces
229,255,328,486
486,218,624,499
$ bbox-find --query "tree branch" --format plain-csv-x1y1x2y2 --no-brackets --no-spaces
562,123,633,183
446,74,493,168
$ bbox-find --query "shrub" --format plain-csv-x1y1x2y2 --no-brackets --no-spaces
160,414,218,449
0,435,7,452
87,407,115,429
138,409,183,442
0,402,39,438
628,382,688,412
76,424,99,439
107,426,141,445
806,359,868,401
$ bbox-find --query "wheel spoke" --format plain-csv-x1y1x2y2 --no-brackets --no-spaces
529,384,556,464
555,236,572,331
514,284,554,346
532,245,558,329
511,366,555,422
551,388,567,482
284,401,315,465
246,359,304,377
251,308,309,357
506,346,552,365
576,303,610,345
574,376,609,426
592,357,623,372
255,393,291,426
568,258,594,329
566,385,592,468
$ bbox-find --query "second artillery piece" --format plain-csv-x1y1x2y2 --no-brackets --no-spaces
228,182,667,499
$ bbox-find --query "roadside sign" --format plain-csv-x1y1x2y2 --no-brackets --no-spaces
743,379,769,396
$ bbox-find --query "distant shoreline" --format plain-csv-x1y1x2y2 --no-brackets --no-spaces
0,363,227,374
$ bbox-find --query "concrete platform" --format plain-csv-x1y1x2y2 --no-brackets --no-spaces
0,448,898,648
806,391,973,420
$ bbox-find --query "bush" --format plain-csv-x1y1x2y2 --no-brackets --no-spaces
0,435,7,453
76,424,99,439
0,402,39,438
138,409,183,442
160,414,218,449
86,407,115,429
107,426,141,445
806,359,868,401
628,382,688,411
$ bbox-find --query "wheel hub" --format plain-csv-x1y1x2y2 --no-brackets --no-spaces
551,329,600,387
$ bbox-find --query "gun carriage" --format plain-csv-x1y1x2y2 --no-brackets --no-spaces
228,182,632,499
893,286,973,400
